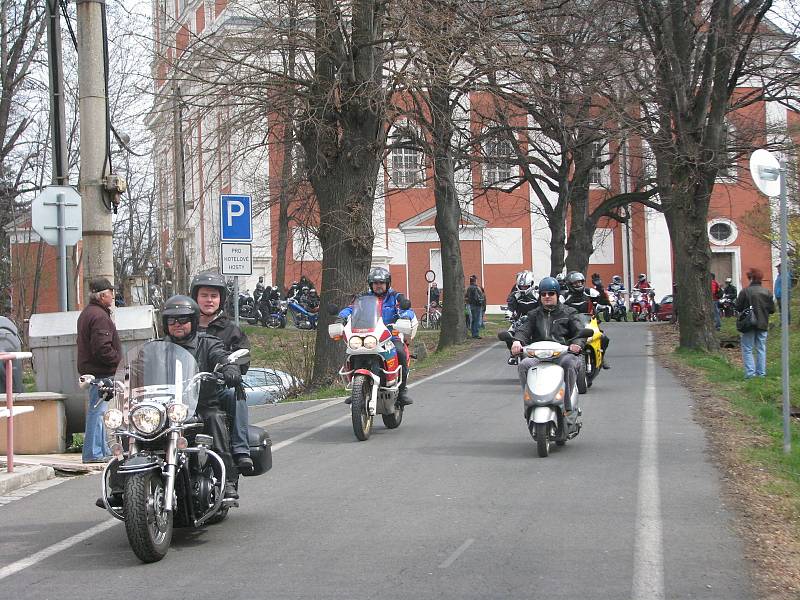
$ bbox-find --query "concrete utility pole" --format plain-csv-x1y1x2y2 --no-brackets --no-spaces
47,0,77,309
76,0,114,301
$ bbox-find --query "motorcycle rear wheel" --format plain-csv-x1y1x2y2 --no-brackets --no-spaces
123,471,173,563
534,422,551,457
351,375,373,441
584,348,595,387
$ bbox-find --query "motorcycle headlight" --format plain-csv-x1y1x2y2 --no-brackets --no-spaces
348,336,363,350
530,349,559,359
167,403,189,424
363,335,378,349
103,408,124,430
130,405,164,435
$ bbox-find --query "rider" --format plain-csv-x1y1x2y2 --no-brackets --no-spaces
561,271,612,369
608,275,626,294
633,273,651,291
555,273,568,293
504,271,540,365
722,277,737,300
161,295,242,500
301,287,321,313
510,277,586,400
190,272,254,473
338,267,416,406
253,276,265,304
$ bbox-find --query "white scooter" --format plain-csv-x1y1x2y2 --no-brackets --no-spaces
520,340,586,457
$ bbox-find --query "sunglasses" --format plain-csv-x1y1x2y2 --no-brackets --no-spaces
540,291,558,297
167,316,192,325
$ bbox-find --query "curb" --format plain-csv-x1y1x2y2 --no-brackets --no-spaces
0,464,55,496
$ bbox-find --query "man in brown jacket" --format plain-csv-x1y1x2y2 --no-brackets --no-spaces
77,277,122,463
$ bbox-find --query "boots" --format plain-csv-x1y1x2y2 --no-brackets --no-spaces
601,356,611,369
224,481,239,500
235,454,254,473
397,389,413,406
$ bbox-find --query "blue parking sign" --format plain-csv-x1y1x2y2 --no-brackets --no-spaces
220,194,252,242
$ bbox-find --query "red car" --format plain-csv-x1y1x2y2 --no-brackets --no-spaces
655,295,674,321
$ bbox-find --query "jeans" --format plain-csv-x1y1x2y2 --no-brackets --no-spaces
82,385,110,462
741,329,768,378
220,387,250,457
469,304,482,338
713,301,721,330
392,338,409,393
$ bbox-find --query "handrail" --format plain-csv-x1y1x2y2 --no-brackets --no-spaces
0,351,33,473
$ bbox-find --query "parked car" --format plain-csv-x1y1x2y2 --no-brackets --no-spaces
242,368,303,405
655,294,674,321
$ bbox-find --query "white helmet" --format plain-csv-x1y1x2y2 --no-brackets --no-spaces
515,271,535,292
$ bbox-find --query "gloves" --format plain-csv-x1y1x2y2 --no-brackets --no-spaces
221,364,242,388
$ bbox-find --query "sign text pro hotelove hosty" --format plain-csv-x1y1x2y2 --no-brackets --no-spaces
220,242,253,276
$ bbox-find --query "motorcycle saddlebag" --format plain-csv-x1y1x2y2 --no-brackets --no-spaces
243,425,272,477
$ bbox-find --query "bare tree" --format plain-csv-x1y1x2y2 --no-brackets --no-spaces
617,0,798,350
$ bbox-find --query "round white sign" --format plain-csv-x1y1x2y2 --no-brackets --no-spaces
425,270,436,283
749,149,781,197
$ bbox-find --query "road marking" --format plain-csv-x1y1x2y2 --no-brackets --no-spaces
252,397,344,428
632,342,664,600
0,342,499,581
0,519,119,581
439,538,474,568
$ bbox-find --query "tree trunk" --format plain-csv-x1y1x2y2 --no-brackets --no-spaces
565,177,593,275
663,185,717,351
429,88,467,349
308,155,380,387
274,126,293,295
548,198,568,276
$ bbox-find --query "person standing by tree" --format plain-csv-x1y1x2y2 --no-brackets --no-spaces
735,268,775,379
775,263,792,325
465,275,484,339
711,273,722,331
76,278,122,463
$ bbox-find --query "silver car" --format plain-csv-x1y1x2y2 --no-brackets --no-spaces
242,367,303,405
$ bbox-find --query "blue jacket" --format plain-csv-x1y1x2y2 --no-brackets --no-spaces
339,288,415,325
775,268,792,299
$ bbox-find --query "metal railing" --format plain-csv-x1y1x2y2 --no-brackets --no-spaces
0,352,33,473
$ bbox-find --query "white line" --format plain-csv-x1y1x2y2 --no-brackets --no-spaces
0,342,499,581
271,415,350,452
632,339,664,600
252,397,345,428
0,519,118,581
439,538,475,568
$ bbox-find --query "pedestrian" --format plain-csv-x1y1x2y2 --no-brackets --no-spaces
479,283,487,329
76,277,122,463
775,263,792,325
0,316,24,393
710,272,722,331
465,275,484,339
735,267,775,379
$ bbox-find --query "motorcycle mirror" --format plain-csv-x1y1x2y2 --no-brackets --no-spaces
398,296,412,311
578,328,595,338
326,303,339,316
228,349,250,365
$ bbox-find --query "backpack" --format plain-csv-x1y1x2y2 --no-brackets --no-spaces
471,285,485,306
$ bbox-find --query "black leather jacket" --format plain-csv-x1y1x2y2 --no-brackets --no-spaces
198,312,250,374
507,289,539,318
562,286,610,315
513,303,586,350
167,332,239,408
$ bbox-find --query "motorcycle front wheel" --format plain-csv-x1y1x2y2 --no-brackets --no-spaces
534,422,551,457
123,471,173,563
351,375,373,441
382,401,404,429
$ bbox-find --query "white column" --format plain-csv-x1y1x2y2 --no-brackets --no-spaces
766,100,788,274
371,163,392,267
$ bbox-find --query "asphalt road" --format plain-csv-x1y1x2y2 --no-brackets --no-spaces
0,323,752,599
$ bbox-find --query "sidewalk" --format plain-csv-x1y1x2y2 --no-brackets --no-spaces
0,453,102,497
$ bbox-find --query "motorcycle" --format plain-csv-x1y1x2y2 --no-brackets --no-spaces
287,298,318,329
420,300,442,330
238,290,259,324
595,299,612,323
630,289,653,322
519,332,591,457
258,296,287,328
328,295,417,441
577,313,604,390
719,295,737,318
82,341,272,563
608,289,628,322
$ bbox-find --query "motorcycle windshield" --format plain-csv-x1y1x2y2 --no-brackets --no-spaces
113,340,200,416
350,295,381,332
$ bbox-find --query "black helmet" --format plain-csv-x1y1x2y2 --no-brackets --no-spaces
566,271,586,292
162,295,200,341
612,275,622,284
190,271,227,307
368,267,391,293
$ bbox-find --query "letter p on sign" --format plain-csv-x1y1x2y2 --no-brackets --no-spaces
220,194,252,242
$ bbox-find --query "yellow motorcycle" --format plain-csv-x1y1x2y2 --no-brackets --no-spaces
577,314,604,391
